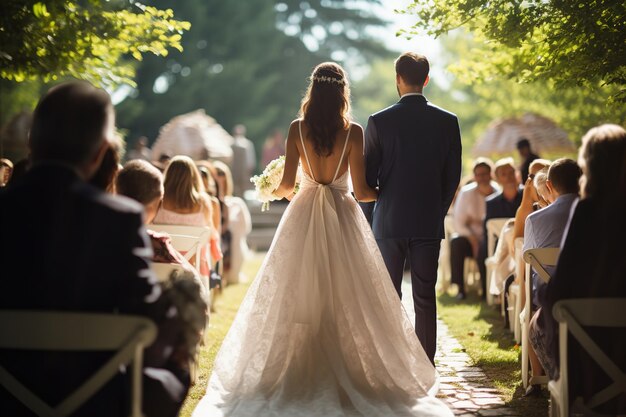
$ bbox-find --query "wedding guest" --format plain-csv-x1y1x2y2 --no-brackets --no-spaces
450,158,498,299
196,161,223,235
212,160,252,285
116,160,198,275
537,124,626,415
533,168,550,209
478,157,523,296
0,158,13,186
523,158,581,396
89,134,123,193
517,138,540,183
154,156,221,281
126,136,152,161
261,129,286,167
0,81,190,417
197,160,226,294
512,159,551,240
231,124,256,197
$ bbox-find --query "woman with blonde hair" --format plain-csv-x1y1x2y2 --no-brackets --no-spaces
154,155,221,279
211,160,251,285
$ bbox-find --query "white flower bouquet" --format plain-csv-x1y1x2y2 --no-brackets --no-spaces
250,156,285,212
250,156,300,211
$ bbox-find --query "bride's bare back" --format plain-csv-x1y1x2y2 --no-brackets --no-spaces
274,119,377,202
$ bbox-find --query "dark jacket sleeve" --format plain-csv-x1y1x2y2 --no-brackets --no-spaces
364,116,381,189
441,116,462,220
360,116,381,223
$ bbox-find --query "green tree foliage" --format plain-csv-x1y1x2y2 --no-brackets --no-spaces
402,0,626,103
115,0,390,154
0,0,190,89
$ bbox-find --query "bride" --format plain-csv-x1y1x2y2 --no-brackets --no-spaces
192,62,452,417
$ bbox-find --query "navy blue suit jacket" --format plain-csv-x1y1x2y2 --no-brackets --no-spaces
361,94,462,239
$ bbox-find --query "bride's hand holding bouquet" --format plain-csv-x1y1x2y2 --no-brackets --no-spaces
250,156,299,211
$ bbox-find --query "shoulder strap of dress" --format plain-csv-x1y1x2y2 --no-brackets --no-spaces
299,120,316,182
331,124,352,182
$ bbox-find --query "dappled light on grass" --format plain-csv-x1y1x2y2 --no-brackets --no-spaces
437,293,549,415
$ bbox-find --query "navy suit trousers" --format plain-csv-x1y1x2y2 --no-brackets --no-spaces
376,238,441,364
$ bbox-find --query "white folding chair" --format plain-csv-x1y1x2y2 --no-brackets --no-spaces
508,237,525,343
0,311,156,417
520,247,560,389
549,299,626,417
151,262,187,282
485,217,510,305
149,225,211,271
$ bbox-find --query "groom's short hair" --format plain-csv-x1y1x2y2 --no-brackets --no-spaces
395,52,429,86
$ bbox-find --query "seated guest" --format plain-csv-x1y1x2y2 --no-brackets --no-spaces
512,159,551,240
0,81,190,417
154,156,222,290
212,161,252,285
538,125,626,415
532,168,550,210
116,160,198,274
89,134,124,193
450,158,498,299
524,158,581,395
478,157,523,297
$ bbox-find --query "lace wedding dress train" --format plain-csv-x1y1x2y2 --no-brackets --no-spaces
193,128,452,417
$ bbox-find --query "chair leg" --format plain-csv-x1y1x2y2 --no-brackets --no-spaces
549,393,559,417
521,325,529,389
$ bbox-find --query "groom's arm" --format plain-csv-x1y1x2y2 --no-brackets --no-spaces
441,116,462,220
364,116,382,189
360,116,381,223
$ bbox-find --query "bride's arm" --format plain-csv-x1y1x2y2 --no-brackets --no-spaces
349,124,378,202
273,121,300,199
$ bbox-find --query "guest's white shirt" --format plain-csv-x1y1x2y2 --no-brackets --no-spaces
453,182,499,239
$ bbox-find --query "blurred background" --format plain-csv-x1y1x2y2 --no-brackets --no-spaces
1,0,624,172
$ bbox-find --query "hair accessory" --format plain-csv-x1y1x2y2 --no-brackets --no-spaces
311,75,346,86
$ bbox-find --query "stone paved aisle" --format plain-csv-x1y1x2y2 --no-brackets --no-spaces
401,279,519,416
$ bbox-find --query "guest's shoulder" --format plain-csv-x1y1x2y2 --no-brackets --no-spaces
486,191,503,204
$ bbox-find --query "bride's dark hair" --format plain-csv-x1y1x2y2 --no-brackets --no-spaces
299,62,351,156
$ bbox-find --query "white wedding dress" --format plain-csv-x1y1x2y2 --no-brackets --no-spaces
193,125,452,417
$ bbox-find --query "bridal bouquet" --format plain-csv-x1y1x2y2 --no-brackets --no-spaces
250,156,285,212
251,156,300,211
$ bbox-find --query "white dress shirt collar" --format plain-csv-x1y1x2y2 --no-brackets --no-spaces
400,92,424,99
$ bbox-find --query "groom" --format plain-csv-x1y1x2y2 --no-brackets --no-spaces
362,52,461,363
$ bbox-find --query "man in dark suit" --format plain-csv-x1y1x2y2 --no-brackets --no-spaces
362,52,462,363
0,81,189,417
477,158,523,297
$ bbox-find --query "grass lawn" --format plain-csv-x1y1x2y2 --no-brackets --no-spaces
179,253,263,417
437,292,549,416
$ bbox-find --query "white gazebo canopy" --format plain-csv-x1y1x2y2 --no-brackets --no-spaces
152,109,233,162
473,113,575,157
